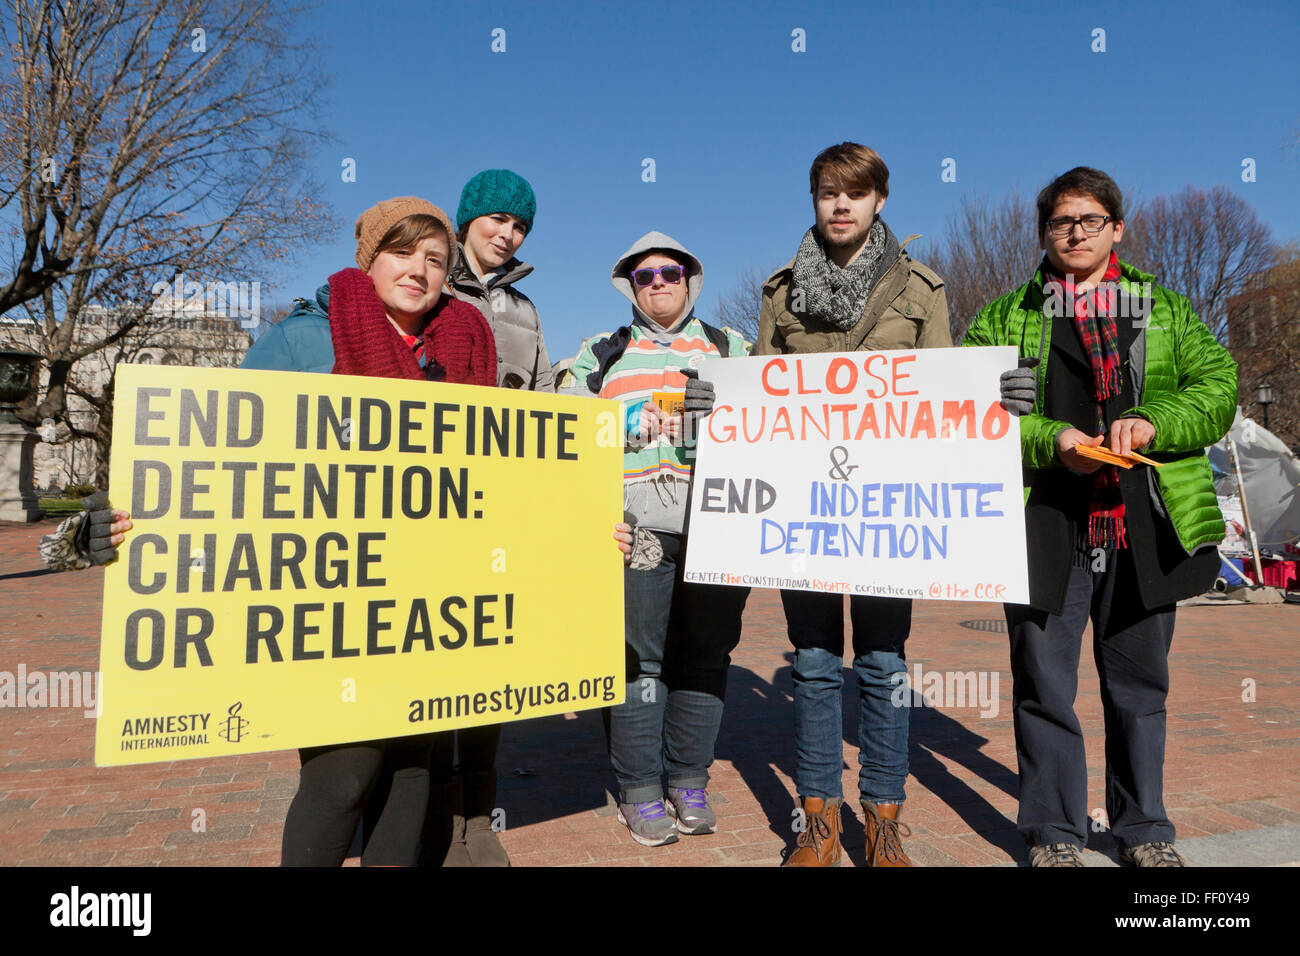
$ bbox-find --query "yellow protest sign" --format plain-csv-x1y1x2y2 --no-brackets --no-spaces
95,365,625,766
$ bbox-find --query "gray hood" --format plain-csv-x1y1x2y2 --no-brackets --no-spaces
610,230,703,333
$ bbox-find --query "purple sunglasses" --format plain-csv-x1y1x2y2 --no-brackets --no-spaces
631,264,686,287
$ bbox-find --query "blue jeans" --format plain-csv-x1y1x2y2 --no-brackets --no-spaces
782,590,912,803
607,532,748,804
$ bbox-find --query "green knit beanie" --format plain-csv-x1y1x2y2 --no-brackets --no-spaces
457,169,536,235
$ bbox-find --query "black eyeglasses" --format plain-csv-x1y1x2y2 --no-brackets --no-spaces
1045,215,1113,238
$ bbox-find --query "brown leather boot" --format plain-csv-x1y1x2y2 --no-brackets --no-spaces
781,797,842,867
862,801,913,867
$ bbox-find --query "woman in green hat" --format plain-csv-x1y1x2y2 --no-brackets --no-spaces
421,169,551,867
447,168,552,392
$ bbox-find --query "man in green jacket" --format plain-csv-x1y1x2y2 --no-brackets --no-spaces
963,167,1237,867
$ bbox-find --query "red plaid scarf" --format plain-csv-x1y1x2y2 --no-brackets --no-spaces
1045,252,1127,550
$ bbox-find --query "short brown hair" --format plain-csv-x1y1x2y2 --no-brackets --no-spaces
1035,167,1125,236
809,142,890,198
375,214,451,260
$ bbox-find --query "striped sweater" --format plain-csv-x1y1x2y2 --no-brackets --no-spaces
566,316,750,533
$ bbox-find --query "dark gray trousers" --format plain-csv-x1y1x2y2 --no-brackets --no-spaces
1005,547,1176,850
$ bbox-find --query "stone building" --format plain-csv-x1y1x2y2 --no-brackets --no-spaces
1227,254,1300,449
0,299,254,490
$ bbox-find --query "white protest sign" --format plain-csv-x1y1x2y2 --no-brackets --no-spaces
684,347,1028,604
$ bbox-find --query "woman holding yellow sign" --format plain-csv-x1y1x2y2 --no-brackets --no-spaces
241,196,497,866
563,232,750,847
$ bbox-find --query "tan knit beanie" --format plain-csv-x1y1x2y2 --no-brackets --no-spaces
353,196,458,272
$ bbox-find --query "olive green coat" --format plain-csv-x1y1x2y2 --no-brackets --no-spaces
753,236,951,356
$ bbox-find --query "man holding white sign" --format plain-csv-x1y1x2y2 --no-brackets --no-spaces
750,142,951,868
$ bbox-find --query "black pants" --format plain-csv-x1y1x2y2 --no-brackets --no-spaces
424,724,502,785
1005,548,1176,849
366,725,502,859
281,735,436,866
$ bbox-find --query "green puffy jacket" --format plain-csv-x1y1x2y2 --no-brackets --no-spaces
962,259,1237,555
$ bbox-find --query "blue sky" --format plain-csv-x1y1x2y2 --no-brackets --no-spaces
277,0,1300,361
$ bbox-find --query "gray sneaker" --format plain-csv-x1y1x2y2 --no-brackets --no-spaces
617,799,679,847
666,787,716,835
1028,842,1085,867
1120,841,1185,867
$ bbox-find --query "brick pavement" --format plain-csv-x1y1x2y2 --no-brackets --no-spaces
2,518,1297,866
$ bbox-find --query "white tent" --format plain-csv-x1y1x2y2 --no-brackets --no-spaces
1206,409,1300,555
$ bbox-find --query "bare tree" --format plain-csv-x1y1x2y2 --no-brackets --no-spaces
23,307,252,487
0,0,336,483
924,192,1041,342
710,264,774,345
927,185,1276,346
1121,185,1274,341
1227,243,1300,447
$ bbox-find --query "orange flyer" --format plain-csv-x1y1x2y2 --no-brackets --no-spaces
653,390,685,415
1073,443,1163,469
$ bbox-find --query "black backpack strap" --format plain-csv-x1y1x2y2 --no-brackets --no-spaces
585,326,633,394
585,321,731,394
699,321,731,358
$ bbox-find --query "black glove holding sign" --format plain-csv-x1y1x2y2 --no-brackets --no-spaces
999,356,1039,417
680,366,716,414
679,367,715,449
77,491,120,564
37,491,129,571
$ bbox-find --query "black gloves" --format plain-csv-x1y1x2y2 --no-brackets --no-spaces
999,356,1039,417
681,367,715,415
78,491,118,565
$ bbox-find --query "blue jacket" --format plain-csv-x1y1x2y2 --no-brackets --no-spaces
242,285,333,373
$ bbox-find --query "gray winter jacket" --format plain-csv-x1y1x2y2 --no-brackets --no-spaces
447,246,554,392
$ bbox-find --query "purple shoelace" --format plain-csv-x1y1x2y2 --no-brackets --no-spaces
675,789,708,809
633,800,668,820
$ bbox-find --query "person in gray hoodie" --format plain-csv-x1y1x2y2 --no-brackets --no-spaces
564,231,750,846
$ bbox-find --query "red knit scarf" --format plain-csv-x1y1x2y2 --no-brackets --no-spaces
327,268,496,386
1045,252,1127,550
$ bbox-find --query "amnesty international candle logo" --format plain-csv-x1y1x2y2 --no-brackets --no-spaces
218,701,250,744
94,365,626,766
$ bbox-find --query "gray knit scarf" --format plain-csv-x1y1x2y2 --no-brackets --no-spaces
791,219,895,330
